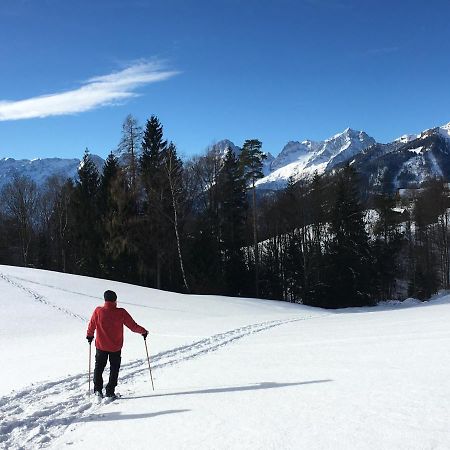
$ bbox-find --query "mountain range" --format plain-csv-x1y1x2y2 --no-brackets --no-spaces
0,154,104,191
1,122,449,193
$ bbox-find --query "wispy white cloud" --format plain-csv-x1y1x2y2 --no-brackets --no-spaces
0,61,178,121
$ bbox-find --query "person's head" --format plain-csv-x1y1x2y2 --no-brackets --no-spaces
104,290,117,302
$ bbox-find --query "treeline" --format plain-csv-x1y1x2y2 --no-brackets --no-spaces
258,173,450,306
1,115,449,308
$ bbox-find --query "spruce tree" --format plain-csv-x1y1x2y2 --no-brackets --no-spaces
141,115,167,182
70,149,101,276
99,152,120,215
98,152,127,279
322,165,374,308
218,150,249,295
239,139,266,296
139,115,171,288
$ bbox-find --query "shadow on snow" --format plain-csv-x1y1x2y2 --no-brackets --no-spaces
78,409,190,423
123,379,332,400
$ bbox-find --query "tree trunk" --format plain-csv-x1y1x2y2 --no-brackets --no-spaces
252,179,259,297
170,180,190,292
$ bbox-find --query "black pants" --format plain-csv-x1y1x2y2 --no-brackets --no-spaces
93,349,121,395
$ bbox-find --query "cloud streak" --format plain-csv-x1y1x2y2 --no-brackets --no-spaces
0,61,178,121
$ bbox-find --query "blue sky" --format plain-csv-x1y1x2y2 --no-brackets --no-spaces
0,0,449,160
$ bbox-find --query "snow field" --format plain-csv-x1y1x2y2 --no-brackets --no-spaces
1,265,450,449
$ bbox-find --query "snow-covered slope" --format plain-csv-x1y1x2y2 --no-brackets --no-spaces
306,128,375,169
1,265,450,449
270,140,321,172
395,134,419,144
438,121,450,140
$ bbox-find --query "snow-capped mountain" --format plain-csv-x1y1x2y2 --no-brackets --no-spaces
345,122,450,192
208,129,376,191
0,155,104,190
256,123,450,191
256,128,376,190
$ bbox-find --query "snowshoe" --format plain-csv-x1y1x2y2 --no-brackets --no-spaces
94,391,104,404
104,393,121,403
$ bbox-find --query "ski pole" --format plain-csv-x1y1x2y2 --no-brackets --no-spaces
144,337,155,391
88,341,92,396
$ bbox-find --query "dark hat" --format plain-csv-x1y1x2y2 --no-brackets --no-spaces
104,290,117,302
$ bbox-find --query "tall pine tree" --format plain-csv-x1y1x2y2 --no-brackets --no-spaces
321,165,374,308
139,115,171,288
70,149,101,276
218,150,249,296
239,139,266,296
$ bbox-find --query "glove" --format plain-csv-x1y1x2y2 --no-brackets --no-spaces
142,331,148,340
86,336,94,344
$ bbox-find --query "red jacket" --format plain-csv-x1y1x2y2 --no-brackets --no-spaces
87,302,147,352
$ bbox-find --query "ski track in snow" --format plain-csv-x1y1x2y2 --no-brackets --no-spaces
0,273,325,449
3,274,196,314
0,273,88,323
0,316,318,450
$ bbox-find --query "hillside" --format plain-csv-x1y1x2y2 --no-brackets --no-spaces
1,266,450,449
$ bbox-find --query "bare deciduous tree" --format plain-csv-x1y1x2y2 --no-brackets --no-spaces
1,175,39,265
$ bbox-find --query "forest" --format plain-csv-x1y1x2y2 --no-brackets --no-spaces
1,115,449,308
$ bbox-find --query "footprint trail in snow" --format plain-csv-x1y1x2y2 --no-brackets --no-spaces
0,312,320,449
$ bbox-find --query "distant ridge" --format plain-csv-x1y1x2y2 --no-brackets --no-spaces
1,121,449,192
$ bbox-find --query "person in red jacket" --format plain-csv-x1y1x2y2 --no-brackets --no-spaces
86,290,148,399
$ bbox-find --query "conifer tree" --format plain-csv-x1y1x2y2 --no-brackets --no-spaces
322,165,374,308
98,152,127,278
218,150,249,295
239,139,266,296
99,152,120,214
141,115,167,182
70,149,101,275
139,115,171,288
